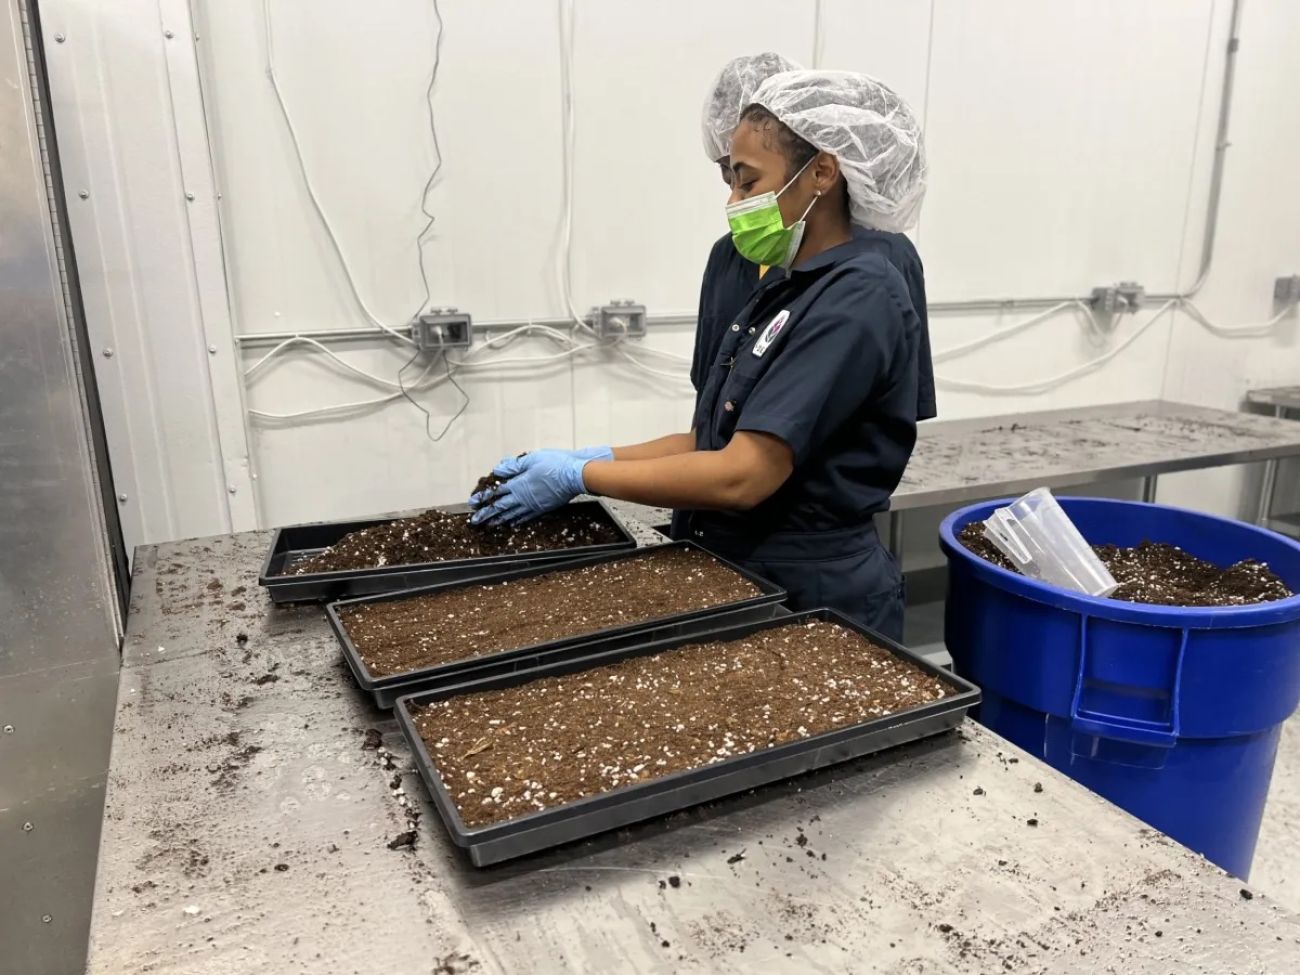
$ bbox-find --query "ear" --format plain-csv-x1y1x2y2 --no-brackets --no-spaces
811,151,840,194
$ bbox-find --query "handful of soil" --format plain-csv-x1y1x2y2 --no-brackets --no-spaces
411,618,952,828
292,504,621,575
472,473,507,505
469,455,525,512
957,523,1293,607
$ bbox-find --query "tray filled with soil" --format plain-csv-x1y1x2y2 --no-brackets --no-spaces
393,608,980,866
327,541,787,707
956,523,1295,606
258,498,636,604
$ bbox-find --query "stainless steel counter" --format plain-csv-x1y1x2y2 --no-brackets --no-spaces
88,520,1300,974
895,399,1300,510
1247,386,1300,413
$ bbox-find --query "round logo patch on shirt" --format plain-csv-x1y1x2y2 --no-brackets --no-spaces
752,310,790,358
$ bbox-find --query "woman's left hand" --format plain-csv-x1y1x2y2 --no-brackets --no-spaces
469,450,589,526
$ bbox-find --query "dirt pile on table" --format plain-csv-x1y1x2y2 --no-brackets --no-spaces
957,523,1293,606
411,618,952,827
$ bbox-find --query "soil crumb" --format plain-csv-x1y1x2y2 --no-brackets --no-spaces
292,504,623,575
342,546,762,678
387,830,417,851
957,523,1292,606
412,619,952,828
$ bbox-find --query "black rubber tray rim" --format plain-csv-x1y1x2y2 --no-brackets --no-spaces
326,540,786,691
394,607,980,850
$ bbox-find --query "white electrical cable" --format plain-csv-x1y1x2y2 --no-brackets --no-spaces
554,0,595,338
931,300,1091,362
262,0,414,347
248,353,445,421
1179,296,1297,337
446,344,596,369
243,335,413,389
936,300,1178,395
614,348,694,383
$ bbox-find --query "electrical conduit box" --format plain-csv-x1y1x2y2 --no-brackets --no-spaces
412,309,473,351
593,300,646,340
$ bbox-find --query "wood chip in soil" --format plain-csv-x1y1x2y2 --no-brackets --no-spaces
411,618,953,828
292,504,622,575
956,523,1293,606
340,546,761,678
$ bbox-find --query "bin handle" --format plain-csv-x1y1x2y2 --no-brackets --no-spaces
1069,713,1177,749
1068,618,1187,750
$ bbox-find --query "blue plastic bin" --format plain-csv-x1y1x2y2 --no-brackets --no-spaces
939,497,1300,878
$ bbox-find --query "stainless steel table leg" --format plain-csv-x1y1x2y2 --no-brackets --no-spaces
1141,475,1158,504
1258,405,1286,526
1258,459,1279,526
889,510,903,563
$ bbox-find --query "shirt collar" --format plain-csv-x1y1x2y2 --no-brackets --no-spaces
789,238,863,275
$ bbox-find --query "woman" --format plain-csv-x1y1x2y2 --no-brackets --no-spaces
471,70,930,641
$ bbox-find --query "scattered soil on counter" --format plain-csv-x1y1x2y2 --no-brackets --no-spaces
956,523,1292,607
411,618,953,828
291,504,622,575
340,546,762,678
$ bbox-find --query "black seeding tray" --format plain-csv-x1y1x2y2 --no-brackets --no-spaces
258,498,637,604
326,541,787,708
394,608,981,866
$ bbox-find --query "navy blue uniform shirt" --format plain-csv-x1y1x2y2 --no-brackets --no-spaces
686,240,924,538
691,229,936,421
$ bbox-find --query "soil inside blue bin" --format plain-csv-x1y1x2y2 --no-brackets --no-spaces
956,523,1293,607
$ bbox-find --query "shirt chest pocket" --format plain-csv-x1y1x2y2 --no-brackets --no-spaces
711,357,767,443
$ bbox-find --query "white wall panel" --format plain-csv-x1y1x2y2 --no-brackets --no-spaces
815,0,931,119
920,0,1215,301
48,0,1300,537
197,0,567,330
1160,0,1300,521
569,0,815,316
41,0,235,548
244,333,577,526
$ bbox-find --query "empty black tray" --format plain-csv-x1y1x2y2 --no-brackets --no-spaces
394,608,981,866
327,541,787,707
258,498,637,604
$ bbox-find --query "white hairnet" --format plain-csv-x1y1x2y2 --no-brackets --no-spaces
701,52,802,163
750,69,927,232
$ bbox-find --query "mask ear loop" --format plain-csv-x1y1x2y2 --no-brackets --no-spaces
797,189,822,222
776,152,819,198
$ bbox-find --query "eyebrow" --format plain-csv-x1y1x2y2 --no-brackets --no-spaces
730,160,757,181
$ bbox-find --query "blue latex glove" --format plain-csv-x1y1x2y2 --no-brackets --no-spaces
569,445,614,461
469,450,590,526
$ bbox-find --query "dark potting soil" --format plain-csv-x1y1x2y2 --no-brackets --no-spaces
291,505,622,575
341,546,761,678
472,473,507,505
411,618,952,828
956,523,1293,607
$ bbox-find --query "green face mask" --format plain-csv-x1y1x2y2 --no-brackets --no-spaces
726,155,820,269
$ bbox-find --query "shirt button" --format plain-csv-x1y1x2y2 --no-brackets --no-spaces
748,327,757,334
694,530,704,538
723,401,735,412
730,323,740,332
